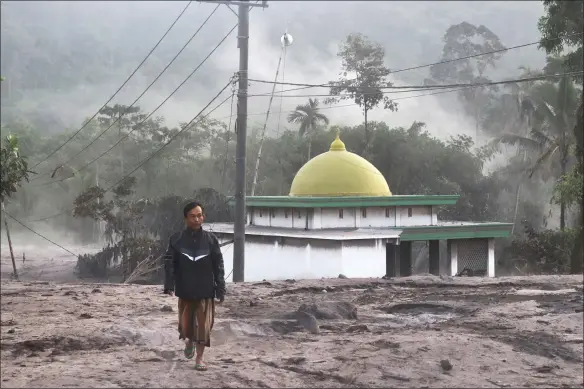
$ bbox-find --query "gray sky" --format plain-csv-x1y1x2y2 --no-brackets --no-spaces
1,1,546,140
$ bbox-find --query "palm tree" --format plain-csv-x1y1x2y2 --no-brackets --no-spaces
287,98,330,161
495,76,579,230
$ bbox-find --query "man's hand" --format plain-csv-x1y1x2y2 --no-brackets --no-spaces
164,289,174,296
216,295,224,304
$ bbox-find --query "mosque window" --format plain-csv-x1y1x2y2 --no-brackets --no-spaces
408,207,413,217
339,209,344,219
270,209,276,218
385,208,391,218
259,209,263,217
297,211,302,218
361,208,367,218
284,209,289,218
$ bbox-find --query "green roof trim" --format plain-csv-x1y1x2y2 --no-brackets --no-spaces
240,195,460,208
399,223,513,241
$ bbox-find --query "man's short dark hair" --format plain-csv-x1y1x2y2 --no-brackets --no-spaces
183,201,203,217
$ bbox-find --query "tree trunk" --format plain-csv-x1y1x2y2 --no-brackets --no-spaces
364,106,369,144
1,202,18,280
560,157,567,231
511,181,522,235
307,135,312,162
570,204,583,274
474,90,480,141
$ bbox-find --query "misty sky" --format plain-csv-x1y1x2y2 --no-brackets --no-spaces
1,1,546,140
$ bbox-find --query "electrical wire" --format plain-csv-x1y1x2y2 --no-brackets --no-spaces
29,79,235,223
31,4,223,182
248,31,584,91
29,1,193,170
247,70,584,93
35,21,238,187
4,212,79,257
219,84,237,192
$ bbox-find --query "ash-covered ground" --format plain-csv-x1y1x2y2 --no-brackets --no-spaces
1,272,583,388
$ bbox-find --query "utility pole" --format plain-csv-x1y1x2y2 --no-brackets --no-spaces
197,0,268,282
1,202,18,280
233,0,249,282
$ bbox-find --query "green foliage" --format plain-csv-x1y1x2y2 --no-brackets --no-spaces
326,33,397,142
552,167,583,209
538,0,584,75
287,98,329,161
0,134,33,202
507,222,579,274
287,98,329,138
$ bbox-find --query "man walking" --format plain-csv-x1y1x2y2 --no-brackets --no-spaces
163,201,226,371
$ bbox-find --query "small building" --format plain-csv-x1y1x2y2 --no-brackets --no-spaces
212,134,512,281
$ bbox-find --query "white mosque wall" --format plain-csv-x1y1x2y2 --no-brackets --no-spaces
250,208,308,229
216,234,386,282
398,205,433,227
247,205,434,230
320,208,357,229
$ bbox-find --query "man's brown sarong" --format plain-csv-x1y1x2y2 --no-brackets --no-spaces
177,298,215,347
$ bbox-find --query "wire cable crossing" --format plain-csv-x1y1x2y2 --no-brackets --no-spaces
247,70,584,92
29,1,193,170
30,78,235,222
31,4,222,182
4,212,79,257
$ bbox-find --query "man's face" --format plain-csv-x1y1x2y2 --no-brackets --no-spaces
185,206,204,230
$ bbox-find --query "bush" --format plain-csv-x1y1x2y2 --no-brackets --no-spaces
506,222,578,274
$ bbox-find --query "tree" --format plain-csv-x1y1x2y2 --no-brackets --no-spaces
287,98,330,161
494,76,579,230
0,134,33,280
538,0,584,76
537,0,584,274
426,22,506,139
326,33,397,145
0,135,33,202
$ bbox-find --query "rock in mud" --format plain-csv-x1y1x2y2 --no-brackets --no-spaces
79,313,93,319
440,359,453,371
295,311,320,334
338,274,348,279
160,305,173,312
297,301,358,320
284,356,306,364
347,324,369,333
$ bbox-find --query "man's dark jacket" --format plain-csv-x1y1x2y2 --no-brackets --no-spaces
163,227,226,300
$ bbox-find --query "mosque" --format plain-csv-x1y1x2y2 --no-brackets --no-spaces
212,134,512,282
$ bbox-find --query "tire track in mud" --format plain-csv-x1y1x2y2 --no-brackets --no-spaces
453,324,583,363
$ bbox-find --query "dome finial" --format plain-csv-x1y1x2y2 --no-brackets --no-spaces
330,130,346,151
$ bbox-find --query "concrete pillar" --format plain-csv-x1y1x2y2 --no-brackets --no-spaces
399,241,412,277
488,238,495,277
385,242,399,278
429,240,440,276
449,240,458,276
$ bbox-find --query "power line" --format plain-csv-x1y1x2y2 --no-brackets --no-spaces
35,20,238,187
248,31,584,92
385,31,583,76
247,71,584,98
4,212,79,257
29,79,235,222
31,4,223,182
29,1,193,170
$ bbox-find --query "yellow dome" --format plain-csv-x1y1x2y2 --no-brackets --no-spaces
289,134,392,197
